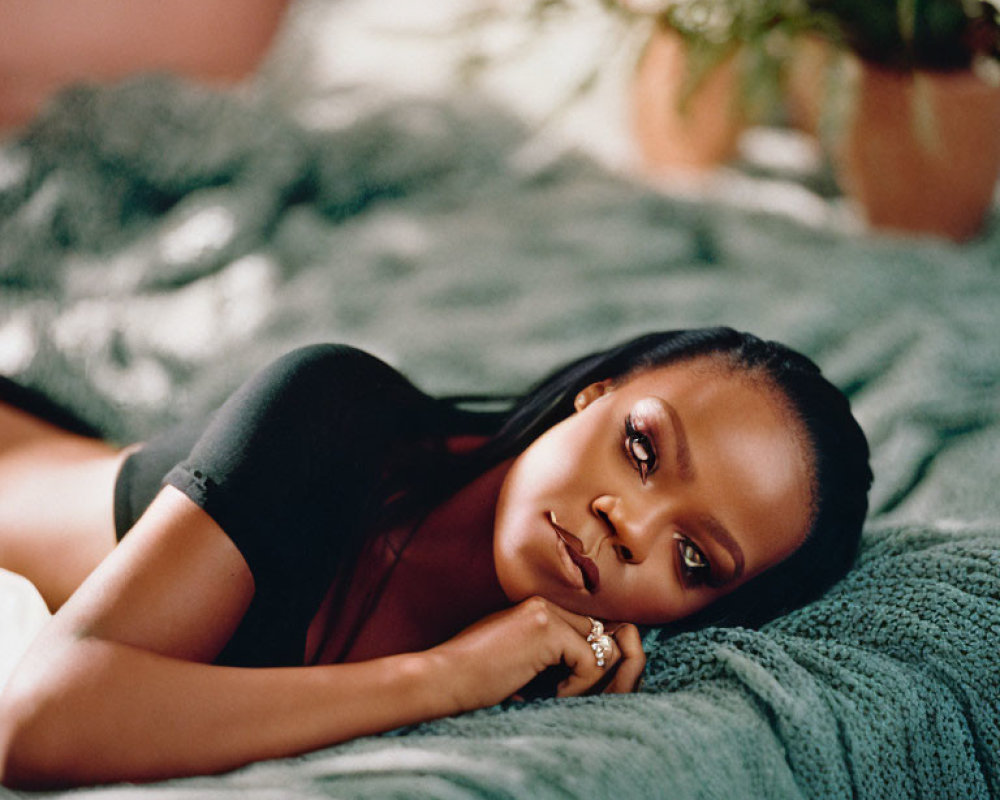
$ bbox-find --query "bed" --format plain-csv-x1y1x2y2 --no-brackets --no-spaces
1,1,998,797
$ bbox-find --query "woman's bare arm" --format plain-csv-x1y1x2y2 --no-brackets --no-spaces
0,488,455,788
0,487,640,789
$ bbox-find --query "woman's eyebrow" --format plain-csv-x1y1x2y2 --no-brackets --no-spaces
697,514,746,583
652,398,693,482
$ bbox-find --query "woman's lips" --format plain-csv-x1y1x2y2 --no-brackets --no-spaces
546,512,601,593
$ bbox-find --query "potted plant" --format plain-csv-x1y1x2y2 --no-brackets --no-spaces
461,0,811,171
475,0,1000,238
0,0,291,134
796,0,1000,240
625,0,812,170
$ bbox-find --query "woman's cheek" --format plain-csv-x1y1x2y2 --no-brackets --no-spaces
537,416,605,487
509,432,578,500
602,567,679,626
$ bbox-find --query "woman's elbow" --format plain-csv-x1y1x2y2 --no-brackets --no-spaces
0,693,48,789
0,679,89,789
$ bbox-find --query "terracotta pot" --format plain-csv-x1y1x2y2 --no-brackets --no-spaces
0,0,291,132
631,22,746,172
784,35,835,137
836,59,1000,241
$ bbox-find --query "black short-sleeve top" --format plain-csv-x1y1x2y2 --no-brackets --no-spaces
113,344,437,668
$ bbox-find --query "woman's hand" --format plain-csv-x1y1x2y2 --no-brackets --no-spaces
427,596,646,713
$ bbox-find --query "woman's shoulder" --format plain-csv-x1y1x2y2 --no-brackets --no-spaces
266,343,401,379
252,344,421,403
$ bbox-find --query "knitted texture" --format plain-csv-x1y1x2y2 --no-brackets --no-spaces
641,524,1000,799
311,524,994,800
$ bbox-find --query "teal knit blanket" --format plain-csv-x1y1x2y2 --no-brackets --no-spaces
1,74,998,799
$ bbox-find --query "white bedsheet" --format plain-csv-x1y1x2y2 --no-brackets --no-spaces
0,568,50,691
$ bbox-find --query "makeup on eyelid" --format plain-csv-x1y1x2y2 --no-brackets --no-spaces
631,396,694,482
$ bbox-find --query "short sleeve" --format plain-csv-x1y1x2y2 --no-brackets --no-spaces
161,344,432,666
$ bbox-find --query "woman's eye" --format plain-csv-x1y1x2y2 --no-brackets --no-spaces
673,534,710,585
624,415,657,483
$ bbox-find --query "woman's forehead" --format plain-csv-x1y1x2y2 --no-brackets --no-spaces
618,356,818,522
620,356,802,435
616,354,753,394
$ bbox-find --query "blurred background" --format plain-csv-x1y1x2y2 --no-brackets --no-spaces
4,0,999,239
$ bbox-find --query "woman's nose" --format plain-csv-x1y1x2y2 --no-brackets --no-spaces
590,493,658,564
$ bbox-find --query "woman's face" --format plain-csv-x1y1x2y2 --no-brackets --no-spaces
492,356,813,625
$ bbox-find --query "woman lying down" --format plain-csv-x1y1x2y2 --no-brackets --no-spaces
0,327,871,788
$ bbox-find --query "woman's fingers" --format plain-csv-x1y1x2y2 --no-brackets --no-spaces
553,614,629,698
543,603,602,639
556,620,646,697
433,597,646,708
602,623,646,694
555,629,619,697
531,608,648,698
525,607,648,699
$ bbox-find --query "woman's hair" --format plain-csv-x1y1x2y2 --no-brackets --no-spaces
431,326,872,630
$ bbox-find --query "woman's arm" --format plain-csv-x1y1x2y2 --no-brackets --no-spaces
0,488,443,786
0,488,638,789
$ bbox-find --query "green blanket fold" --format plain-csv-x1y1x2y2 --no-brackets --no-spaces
644,525,999,798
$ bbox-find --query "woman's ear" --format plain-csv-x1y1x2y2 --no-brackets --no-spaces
573,379,614,411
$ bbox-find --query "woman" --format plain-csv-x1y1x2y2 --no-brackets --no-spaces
0,327,871,788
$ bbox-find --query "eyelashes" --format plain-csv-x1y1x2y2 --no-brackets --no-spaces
673,533,711,586
623,412,712,587
623,414,657,483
